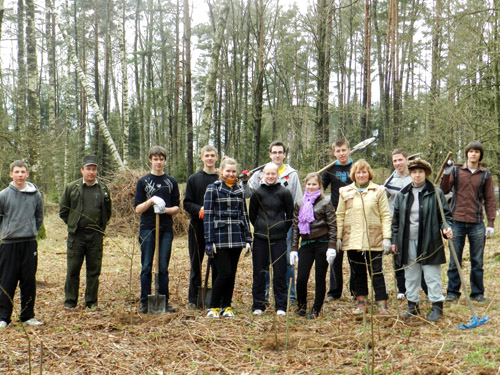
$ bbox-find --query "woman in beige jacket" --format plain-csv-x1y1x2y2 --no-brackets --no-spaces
337,160,392,314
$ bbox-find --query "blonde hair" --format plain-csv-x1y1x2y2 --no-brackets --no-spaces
219,157,237,177
263,162,279,173
350,159,374,181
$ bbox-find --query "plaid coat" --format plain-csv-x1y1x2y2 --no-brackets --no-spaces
203,180,252,249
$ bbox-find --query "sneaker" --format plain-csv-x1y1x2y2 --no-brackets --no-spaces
166,304,177,313
252,309,263,316
471,295,488,303
397,293,406,300
326,295,339,302
353,305,367,314
64,304,76,310
295,308,306,317
23,318,44,327
187,303,198,311
140,302,148,314
0,321,7,329
221,307,235,318
445,293,459,302
306,310,319,319
206,308,220,318
276,310,286,316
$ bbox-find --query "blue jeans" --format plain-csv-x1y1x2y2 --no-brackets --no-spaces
139,229,173,304
447,221,485,298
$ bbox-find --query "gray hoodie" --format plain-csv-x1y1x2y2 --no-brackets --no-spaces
0,182,44,243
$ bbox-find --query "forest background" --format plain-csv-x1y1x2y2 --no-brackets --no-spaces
0,0,499,196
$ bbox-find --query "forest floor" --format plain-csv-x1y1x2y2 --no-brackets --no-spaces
1,208,500,375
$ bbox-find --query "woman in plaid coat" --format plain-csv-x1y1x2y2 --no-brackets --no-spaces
203,157,252,318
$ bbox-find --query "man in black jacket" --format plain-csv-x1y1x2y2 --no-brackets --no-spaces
183,145,219,309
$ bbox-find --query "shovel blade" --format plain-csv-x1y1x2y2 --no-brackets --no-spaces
148,293,166,314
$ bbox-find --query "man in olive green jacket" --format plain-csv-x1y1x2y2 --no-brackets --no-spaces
59,156,112,309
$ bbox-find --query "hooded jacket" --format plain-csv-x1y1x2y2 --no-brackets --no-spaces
336,181,391,251
0,182,44,243
392,180,452,266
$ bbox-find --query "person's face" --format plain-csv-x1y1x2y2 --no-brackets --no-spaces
306,177,320,193
392,153,408,174
355,168,370,185
263,167,278,185
150,155,166,173
410,168,426,186
269,146,286,167
201,150,218,168
222,164,237,179
334,144,351,165
467,149,481,164
81,165,97,184
10,166,29,188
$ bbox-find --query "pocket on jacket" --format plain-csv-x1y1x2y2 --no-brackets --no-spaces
214,220,226,229
368,225,383,248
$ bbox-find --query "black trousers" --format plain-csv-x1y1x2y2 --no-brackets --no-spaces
210,247,242,308
296,241,329,313
187,220,217,305
0,240,38,324
347,250,388,301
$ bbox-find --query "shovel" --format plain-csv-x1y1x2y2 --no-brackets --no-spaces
148,213,166,314
197,257,213,309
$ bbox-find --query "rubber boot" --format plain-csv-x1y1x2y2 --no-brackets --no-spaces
427,301,443,322
354,296,367,314
376,300,389,315
400,301,420,318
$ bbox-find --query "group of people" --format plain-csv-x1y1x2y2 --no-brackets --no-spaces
0,139,495,328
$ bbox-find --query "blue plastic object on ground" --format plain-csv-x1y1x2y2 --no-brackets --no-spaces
457,315,489,330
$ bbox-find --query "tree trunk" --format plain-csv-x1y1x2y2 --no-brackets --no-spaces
361,0,372,144
184,0,194,175
253,0,265,168
119,0,129,166
15,0,26,148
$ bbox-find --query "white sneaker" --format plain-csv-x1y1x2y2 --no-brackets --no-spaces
0,321,7,329
253,309,263,316
23,318,44,327
276,310,286,316
397,293,406,300
206,308,220,318
221,307,235,318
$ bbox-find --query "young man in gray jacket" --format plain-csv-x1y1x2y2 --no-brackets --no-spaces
0,160,44,328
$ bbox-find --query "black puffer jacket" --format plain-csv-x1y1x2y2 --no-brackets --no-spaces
291,195,337,251
249,183,294,240
392,180,452,266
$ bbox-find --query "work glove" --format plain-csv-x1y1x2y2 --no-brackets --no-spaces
151,196,166,213
239,170,251,182
326,248,337,265
244,243,252,257
382,239,392,255
289,251,299,266
485,227,494,239
205,243,216,258
198,207,204,219
443,160,454,175
336,239,342,251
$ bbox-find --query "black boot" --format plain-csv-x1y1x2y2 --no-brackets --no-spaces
400,301,420,318
427,301,443,322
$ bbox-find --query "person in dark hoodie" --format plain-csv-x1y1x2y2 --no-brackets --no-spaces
249,162,294,316
391,159,453,321
183,145,219,310
0,160,44,328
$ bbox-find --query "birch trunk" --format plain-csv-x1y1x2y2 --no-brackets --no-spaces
118,0,129,166
184,0,194,175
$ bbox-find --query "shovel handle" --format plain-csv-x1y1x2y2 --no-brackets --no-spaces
154,213,160,275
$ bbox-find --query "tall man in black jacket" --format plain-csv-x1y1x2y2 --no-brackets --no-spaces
183,145,219,309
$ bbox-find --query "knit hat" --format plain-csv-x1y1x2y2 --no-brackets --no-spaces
82,155,98,167
408,158,432,176
465,141,484,161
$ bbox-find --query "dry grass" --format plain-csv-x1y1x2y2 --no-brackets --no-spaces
1,210,500,374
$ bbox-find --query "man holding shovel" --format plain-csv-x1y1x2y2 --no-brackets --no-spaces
440,141,496,303
135,146,180,313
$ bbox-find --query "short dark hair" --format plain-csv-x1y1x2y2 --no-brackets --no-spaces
269,141,287,154
10,160,29,172
391,148,408,158
332,139,349,150
148,146,167,160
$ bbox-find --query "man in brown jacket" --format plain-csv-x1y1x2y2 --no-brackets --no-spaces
440,141,496,303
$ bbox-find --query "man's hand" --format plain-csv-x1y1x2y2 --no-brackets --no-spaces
239,170,251,182
151,196,166,213
289,251,299,266
443,228,453,239
485,227,494,239
443,160,454,175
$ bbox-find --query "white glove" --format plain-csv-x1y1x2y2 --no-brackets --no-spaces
382,239,392,255
443,161,454,175
289,251,299,266
485,227,494,239
244,243,252,257
151,196,166,213
326,248,337,265
336,239,342,251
